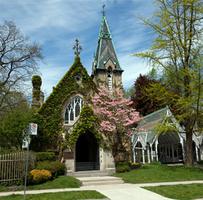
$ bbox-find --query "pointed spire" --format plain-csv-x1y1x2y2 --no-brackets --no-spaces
99,5,111,39
92,6,123,72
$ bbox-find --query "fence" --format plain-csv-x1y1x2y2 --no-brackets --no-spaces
0,151,35,184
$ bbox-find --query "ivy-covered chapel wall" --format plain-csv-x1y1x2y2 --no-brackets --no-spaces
31,56,96,151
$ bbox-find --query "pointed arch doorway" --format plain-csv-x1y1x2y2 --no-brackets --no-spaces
75,132,100,171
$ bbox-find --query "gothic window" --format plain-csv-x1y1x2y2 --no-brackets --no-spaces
64,96,83,125
65,109,69,124
75,102,80,117
107,66,113,92
70,108,74,121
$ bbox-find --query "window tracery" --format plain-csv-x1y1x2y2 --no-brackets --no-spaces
64,96,83,124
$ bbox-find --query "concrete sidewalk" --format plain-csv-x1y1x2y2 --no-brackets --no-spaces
0,184,171,200
83,183,172,200
1,180,203,200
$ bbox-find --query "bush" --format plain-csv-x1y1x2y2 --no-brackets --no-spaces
30,169,52,184
35,152,56,162
198,160,203,165
129,162,142,170
36,161,66,177
115,161,130,173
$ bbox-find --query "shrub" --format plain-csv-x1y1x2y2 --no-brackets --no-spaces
30,169,52,184
115,161,130,173
129,162,142,170
198,160,203,165
35,152,56,162
36,161,66,177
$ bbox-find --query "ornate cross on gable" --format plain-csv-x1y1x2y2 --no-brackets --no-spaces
73,39,82,56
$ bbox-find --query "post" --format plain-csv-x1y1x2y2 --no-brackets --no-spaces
196,146,199,162
155,140,159,161
22,123,37,200
142,148,145,164
24,140,29,200
133,147,136,163
180,137,185,161
147,147,151,163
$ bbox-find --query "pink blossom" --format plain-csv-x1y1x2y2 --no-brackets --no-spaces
93,87,141,136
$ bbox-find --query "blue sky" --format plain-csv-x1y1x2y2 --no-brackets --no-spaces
0,0,157,97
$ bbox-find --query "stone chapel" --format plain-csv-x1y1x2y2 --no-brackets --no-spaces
31,11,123,173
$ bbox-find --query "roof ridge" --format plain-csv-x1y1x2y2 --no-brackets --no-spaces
142,106,168,120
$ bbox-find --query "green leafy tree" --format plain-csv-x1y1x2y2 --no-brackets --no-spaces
132,74,164,116
135,0,203,166
0,96,33,150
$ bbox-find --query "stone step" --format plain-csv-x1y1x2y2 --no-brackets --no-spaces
77,176,124,186
69,169,115,177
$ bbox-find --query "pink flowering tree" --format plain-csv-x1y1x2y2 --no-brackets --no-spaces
92,87,141,163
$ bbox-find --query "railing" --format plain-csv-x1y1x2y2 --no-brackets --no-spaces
0,151,35,184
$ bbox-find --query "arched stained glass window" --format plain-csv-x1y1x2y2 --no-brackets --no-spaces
65,109,69,124
70,108,74,121
64,96,83,124
75,103,80,117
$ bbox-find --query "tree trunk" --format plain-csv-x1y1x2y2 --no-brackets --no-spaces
185,128,193,167
113,149,129,163
112,130,130,163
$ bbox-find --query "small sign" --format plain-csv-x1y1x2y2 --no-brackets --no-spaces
29,123,38,135
22,138,29,148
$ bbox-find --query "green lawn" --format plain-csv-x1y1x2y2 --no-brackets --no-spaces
115,163,203,183
0,176,81,192
144,184,203,200
0,191,106,200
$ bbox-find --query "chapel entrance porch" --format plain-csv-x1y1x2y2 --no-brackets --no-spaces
75,132,100,171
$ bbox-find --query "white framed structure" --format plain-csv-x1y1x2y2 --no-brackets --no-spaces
132,107,201,164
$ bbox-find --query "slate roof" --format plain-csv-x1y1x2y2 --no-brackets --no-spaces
132,107,185,147
136,107,169,131
92,14,123,72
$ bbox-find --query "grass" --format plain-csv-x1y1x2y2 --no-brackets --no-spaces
0,191,106,200
0,176,81,192
115,163,203,183
144,184,203,200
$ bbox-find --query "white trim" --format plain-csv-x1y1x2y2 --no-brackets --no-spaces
64,95,83,125
142,149,145,164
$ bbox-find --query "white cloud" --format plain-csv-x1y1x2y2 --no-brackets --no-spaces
0,0,157,97
119,53,151,88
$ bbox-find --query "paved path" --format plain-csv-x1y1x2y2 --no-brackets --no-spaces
1,180,203,200
83,183,171,200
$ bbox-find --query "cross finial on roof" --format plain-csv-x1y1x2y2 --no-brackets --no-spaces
73,38,82,56
102,4,106,16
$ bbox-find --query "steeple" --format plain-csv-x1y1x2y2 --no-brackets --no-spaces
92,5,123,92
92,6,123,72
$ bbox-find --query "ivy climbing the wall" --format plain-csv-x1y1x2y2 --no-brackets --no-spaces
32,75,42,102
67,105,102,148
30,56,96,151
